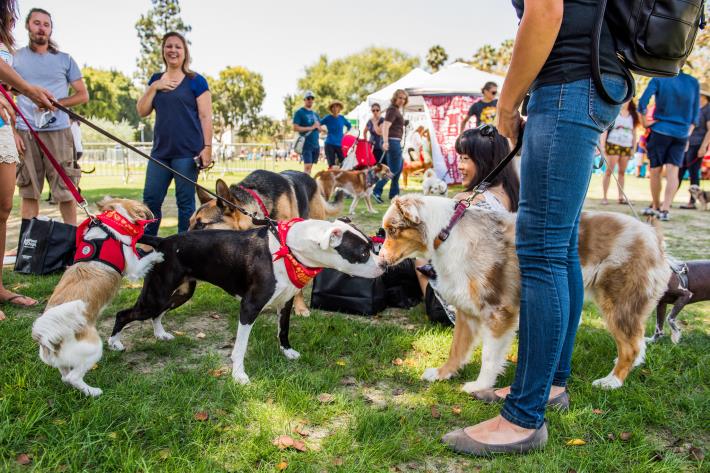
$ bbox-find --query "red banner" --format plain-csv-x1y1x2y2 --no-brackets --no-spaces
423,95,477,183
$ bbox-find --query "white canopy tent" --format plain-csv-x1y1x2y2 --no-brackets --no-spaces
406,62,505,96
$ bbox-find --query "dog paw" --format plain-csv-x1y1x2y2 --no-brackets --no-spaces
83,386,103,397
232,371,250,385
671,330,681,344
155,332,175,341
107,337,125,351
295,307,310,317
281,348,301,360
421,367,445,382
461,380,492,394
592,374,623,390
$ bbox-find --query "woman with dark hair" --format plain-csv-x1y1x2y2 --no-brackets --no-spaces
373,89,408,203
454,126,519,211
137,31,213,235
363,103,384,163
600,100,639,204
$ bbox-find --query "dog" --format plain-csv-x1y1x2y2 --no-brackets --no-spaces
379,195,670,391
649,259,710,344
314,164,393,214
108,218,384,384
31,198,164,396
688,184,709,210
421,168,448,196
190,169,344,316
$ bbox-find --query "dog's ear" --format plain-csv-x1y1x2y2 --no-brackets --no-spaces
394,196,421,224
197,185,214,205
215,179,233,212
320,226,344,250
96,195,114,212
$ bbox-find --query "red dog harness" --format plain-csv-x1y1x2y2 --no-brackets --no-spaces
272,218,322,288
74,210,153,274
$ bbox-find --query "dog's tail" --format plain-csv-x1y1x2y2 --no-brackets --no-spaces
309,185,345,219
32,300,88,361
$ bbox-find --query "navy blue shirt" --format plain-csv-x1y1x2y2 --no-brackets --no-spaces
367,117,385,150
149,72,209,160
293,107,320,148
320,114,351,146
639,73,700,139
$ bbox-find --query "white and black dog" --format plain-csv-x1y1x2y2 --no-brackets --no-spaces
108,218,384,384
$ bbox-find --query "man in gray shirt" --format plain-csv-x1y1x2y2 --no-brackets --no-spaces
14,8,88,225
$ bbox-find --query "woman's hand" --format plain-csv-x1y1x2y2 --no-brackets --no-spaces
0,95,15,125
25,85,55,111
152,77,180,92
496,104,524,146
383,141,390,151
198,147,212,168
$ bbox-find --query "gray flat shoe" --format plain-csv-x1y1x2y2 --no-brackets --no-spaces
471,389,570,411
442,421,548,456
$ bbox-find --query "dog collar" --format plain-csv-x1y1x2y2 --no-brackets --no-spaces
272,218,322,289
239,185,270,219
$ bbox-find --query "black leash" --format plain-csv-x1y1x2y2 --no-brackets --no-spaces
52,101,279,237
434,124,524,248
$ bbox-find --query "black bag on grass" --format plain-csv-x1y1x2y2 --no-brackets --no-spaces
311,268,386,316
381,258,422,309
14,218,76,275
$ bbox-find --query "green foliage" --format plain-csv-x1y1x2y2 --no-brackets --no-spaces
209,66,266,142
296,47,420,116
283,93,299,120
426,45,448,72
134,0,191,86
75,67,140,126
686,28,710,89
80,117,137,143
468,39,514,75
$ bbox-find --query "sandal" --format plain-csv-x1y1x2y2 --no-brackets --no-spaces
1,293,38,307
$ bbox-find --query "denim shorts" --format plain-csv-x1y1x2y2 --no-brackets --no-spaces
301,145,320,164
647,131,687,168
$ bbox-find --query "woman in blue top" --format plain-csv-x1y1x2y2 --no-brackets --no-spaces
320,100,351,168
363,103,385,163
137,31,213,235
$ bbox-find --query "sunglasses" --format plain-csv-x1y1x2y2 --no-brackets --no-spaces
488,90,498,96
477,123,496,137
371,108,380,112
305,97,314,100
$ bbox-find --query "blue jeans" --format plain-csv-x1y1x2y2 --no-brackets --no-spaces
373,138,403,199
501,76,625,430
143,156,198,235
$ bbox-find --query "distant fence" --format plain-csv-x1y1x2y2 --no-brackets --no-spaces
80,142,298,183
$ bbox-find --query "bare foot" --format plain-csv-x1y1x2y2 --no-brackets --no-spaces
494,385,566,400
0,289,37,307
463,415,535,445
601,199,609,205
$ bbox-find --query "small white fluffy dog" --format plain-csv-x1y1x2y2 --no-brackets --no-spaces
32,197,163,396
422,169,447,196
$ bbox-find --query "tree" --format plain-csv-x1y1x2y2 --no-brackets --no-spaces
75,67,140,126
296,47,420,116
210,66,266,142
283,94,298,120
686,28,710,89
426,45,448,72
135,0,191,86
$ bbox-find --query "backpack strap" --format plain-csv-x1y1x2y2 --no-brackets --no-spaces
591,0,635,105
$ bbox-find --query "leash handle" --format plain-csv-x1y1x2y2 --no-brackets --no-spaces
0,85,87,209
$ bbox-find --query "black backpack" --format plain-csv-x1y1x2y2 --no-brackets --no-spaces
593,0,706,104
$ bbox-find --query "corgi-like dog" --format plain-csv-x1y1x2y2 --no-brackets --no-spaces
32,198,163,396
314,164,393,214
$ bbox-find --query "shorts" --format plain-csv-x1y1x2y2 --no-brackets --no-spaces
604,142,632,158
324,143,344,167
647,130,686,168
16,128,80,202
0,125,19,164
301,145,319,165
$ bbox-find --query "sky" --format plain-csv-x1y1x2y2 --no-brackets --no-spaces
13,0,519,118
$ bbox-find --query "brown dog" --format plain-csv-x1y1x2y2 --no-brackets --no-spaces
314,164,392,214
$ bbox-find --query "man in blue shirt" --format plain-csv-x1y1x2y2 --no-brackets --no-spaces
638,71,700,221
320,100,352,168
292,91,321,175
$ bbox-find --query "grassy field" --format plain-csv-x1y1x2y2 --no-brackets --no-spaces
1,168,708,472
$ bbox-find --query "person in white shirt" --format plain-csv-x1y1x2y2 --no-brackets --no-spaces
599,100,639,204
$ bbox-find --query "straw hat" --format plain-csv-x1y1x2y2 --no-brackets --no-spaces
328,100,344,112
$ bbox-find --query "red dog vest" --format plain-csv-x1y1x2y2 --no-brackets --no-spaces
272,218,322,288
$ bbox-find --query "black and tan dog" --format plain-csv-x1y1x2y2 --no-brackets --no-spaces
108,219,384,384
190,169,344,316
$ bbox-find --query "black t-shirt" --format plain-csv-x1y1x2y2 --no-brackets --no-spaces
468,99,498,126
512,0,625,89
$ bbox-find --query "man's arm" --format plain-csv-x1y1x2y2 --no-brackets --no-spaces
0,61,54,109
60,78,89,108
699,118,710,156
497,0,564,144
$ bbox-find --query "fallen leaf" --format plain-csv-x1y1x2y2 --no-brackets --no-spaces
607,433,616,441
340,376,357,386
273,435,295,450
392,358,404,366
294,424,310,437
0,312,6,321
196,332,206,339
333,457,344,466
91,363,99,370
430,406,441,419
208,367,230,378
173,331,186,336
317,393,334,404
16,453,31,465
276,460,288,471
193,411,209,422
392,388,405,396
619,432,632,442
592,409,604,415
403,358,416,367
689,447,704,462
567,469,577,473
451,405,462,416
506,353,518,363
107,432,118,440
158,448,170,460
210,314,221,319
335,359,347,366
292,439,307,452
566,438,586,446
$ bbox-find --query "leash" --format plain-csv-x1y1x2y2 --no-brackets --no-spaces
48,100,279,237
434,124,524,249
597,153,641,220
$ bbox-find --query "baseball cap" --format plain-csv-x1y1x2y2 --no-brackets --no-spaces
303,90,315,99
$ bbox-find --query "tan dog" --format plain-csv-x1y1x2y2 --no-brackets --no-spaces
379,195,670,391
314,164,393,214
32,198,163,396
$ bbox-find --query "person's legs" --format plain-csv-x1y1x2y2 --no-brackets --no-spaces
324,144,337,168
601,154,619,203
302,146,318,175
387,139,403,199
43,129,80,225
646,131,670,211
616,155,629,201
660,137,686,213
372,149,389,199
142,158,173,236
171,157,199,233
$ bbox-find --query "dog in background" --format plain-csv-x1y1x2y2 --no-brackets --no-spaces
32,198,163,396
379,194,670,391
688,184,709,210
314,164,392,214
422,168,448,196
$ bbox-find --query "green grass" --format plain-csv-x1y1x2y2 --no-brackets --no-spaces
1,172,708,472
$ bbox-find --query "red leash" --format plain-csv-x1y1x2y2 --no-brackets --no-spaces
0,85,89,214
